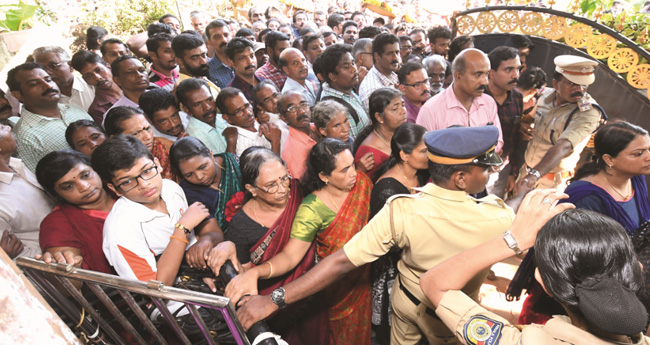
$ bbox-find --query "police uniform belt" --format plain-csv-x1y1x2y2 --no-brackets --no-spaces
398,276,440,320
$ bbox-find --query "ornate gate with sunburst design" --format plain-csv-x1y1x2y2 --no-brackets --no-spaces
452,5,650,100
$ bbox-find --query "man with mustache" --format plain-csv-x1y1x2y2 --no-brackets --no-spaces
176,78,231,154
226,38,262,105
33,46,95,112
255,31,291,91
518,55,604,191
71,50,123,124
216,87,281,156
417,48,504,153
410,27,430,58
206,20,235,89
427,26,452,59
6,62,93,172
484,46,524,198
172,33,220,96
279,48,317,107
102,55,152,123
139,89,187,142
100,38,130,66
252,80,289,147
422,55,447,96
278,91,318,178
0,89,15,125
341,20,359,45
398,62,432,124
146,34,178,92
359,33,401,111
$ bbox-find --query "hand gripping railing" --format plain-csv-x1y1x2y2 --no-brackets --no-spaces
218,260,279,345
16,257,250,345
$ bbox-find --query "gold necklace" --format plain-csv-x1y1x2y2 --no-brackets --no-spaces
324,187,340,211
603,173,631,200
210,157,224,193
374,129,390,147
398,164,418,192
252,199,267,227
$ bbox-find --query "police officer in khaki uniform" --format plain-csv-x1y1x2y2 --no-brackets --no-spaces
421,192,650,345
234,126,531,345
518,55,604,191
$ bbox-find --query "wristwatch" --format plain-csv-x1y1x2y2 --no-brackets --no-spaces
270,287,286,309
503,230,524,255
527,168,541,179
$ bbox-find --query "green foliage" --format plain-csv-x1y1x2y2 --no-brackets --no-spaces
0,3,39,32
80,0,177,40
575,0,650,50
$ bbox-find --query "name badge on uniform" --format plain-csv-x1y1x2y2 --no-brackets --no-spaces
578,96,592,112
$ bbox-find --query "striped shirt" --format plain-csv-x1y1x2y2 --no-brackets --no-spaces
319,83,370,141
14,104,93,172
358,66,398,112
148,67,178,92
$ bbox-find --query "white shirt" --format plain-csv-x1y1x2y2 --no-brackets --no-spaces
0,157,55,258
282,77,317,107
59,75,96,112
228,121,273,157
102,179,196,281
268,113,289,149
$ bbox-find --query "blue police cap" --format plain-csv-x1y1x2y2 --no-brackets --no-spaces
424,126,503,166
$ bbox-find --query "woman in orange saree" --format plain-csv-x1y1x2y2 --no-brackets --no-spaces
225,139,372,344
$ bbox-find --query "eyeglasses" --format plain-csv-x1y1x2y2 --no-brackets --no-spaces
285,102,310,114
116,165,159,192
43,62,67,72
254,174,292,194
230,103,253,118
403,79,430,89
262,92,280,104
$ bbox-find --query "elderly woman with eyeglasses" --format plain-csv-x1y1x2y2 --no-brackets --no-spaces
226,139,373,344
217,146,329,345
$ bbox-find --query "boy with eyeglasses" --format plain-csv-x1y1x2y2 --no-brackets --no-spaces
92,135,235,286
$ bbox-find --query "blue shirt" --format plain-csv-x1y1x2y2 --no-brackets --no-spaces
208,55,235,89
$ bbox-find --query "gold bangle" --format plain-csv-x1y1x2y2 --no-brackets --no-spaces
174,223,191,235
170,235,189,245
265,261,273,279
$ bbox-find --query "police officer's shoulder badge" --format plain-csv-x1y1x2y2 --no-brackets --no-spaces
462,315,504,345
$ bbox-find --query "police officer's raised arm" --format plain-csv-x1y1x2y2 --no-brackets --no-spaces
420,189,573,308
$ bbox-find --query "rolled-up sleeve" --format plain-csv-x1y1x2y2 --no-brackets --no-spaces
436,290,524,345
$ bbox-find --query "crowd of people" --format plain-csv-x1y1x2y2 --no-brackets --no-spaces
2,3,650,345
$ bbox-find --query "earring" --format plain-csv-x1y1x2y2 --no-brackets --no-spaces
325,180,329,185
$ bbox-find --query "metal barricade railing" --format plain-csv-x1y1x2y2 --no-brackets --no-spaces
16,257,251,345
